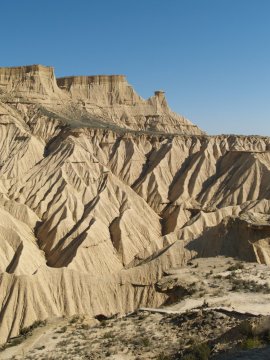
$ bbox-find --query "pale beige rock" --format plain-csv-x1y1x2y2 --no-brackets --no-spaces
0,64,270,345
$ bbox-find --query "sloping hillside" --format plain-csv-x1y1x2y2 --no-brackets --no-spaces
0,65,270,345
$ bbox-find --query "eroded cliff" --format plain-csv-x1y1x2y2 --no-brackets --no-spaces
0,64,269,344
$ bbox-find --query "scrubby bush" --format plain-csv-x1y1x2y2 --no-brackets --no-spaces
132,336,151,347
241,337,262,350
103,331,114,339
0,320,47,352
157,352,171,360
56,339,69,347
231,279,270,293
56,326,67,333
238,320,253,336
182,355,196,360
20,319,47,337
0,336,24,351
227,262,244,271
265,330,270,343
182,343,211,360
69,315,81,324
141,337,151,347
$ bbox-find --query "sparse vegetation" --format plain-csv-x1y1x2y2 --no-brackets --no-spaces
131,335,151,347
264,330,270,343
182,354,196,360
56,325,67,333
182,343,211,360
1,260,270,359
56,339,69,347
241,337,262,350
80,323,91,330
0,319,47,351
100,319,107,327
235,319,270,352
69,315,81,324
157,352,172,360
20,319,47,337
231,278,270,293
238,320,253,336
227,262,244,271
103,330,114,339
2,307,269,359
0,336,25,351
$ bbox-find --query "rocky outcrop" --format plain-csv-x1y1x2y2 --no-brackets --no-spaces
0,65,63,102
57,74,133,105
0,64,203,134
56,73,201,134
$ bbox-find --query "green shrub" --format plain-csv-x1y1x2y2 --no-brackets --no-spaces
238,321,253,336
156,352,171,360
241,337,262,350
265,330,270,343
183,343,211,360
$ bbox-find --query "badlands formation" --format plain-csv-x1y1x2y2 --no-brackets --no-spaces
0,64,270,358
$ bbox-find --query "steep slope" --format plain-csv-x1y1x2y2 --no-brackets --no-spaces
56,74,201,134
0,64,270,344
0,65,203,134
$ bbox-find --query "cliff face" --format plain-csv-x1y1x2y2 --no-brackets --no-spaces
0,65,62,101
0,65,202,134
56,74,198,134
0,64,270,344
57,74,131,105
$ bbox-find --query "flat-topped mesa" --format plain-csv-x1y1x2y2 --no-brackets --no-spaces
57,74,127,87
0,64,203,134
56,73,203,134
56,74,141,106
0,64,62,101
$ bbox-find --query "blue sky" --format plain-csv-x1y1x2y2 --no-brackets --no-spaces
1,0,269,135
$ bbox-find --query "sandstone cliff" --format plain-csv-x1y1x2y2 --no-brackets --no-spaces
0,65,269,344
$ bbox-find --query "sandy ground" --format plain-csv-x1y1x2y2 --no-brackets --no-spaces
0,309,247,360
1,257,270,360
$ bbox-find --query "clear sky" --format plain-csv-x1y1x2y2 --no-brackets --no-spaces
1,0,269,135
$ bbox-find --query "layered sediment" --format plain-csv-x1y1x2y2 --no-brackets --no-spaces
0,65,62,101
0,64,202,134
0,64,269,344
